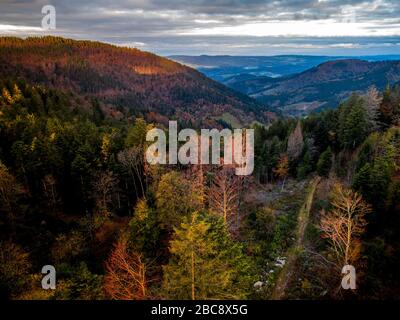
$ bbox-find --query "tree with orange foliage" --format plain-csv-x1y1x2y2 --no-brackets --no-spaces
320,183,371,268
104,236,148,300
209,167,239,235
273,154,289,191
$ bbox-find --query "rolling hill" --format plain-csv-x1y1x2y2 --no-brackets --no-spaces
226,59,400,116
0,37,266,128
169,54,400,82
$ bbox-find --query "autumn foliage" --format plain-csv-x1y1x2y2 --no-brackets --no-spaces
320,183,371,267
104,236,148,300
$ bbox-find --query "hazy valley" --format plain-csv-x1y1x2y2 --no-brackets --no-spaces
172,55,400,116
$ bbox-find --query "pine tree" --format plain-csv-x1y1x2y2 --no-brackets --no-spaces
125,118,151,149
317,147,333,177
162,212,253,300
297,149,313,179
379,85,394,127
339,94,369,149
156,171,199,229
129,199,161,258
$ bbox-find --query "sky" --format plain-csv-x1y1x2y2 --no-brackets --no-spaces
0,0,400,56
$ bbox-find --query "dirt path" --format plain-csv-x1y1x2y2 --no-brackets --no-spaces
271,177,320,300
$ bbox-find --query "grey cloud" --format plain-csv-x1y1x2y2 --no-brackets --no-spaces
0,0,399,55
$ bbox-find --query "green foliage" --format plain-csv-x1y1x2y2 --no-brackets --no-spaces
244,206,276,260
125,118,149,148
353,128,400,210
129,199,162,260
1,42,400,301
338,94,369,149
156,171,199,229
0,241,31,299
316,147,333,177
51,230,88,264
53,262,104,300
254,125,285,183
269,213,297,255
297,149,313,179
162,212,254,300
362,237,400,299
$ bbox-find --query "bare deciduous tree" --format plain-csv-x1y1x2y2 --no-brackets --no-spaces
118,146,146,199
287,121,304,160
104,236,148,300
209,166,239,235
320,183,371,267
92,171,118,216
363,86,382,131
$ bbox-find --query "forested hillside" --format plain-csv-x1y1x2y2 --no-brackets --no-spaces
0,37,399,300
252,86,400,299
226,59,400,116
0,37,266,128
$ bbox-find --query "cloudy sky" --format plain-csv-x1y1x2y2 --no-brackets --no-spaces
0,0,400,55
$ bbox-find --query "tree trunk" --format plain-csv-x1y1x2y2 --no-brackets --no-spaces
191,251,195,300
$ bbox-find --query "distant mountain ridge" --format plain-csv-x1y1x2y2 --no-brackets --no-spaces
169,54,400,82
0,37,266,127
174,56,400,116
233,59,400,115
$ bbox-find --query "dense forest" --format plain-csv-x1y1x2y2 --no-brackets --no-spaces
0,74,399,299
0,37,399,300
0,37,266,128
